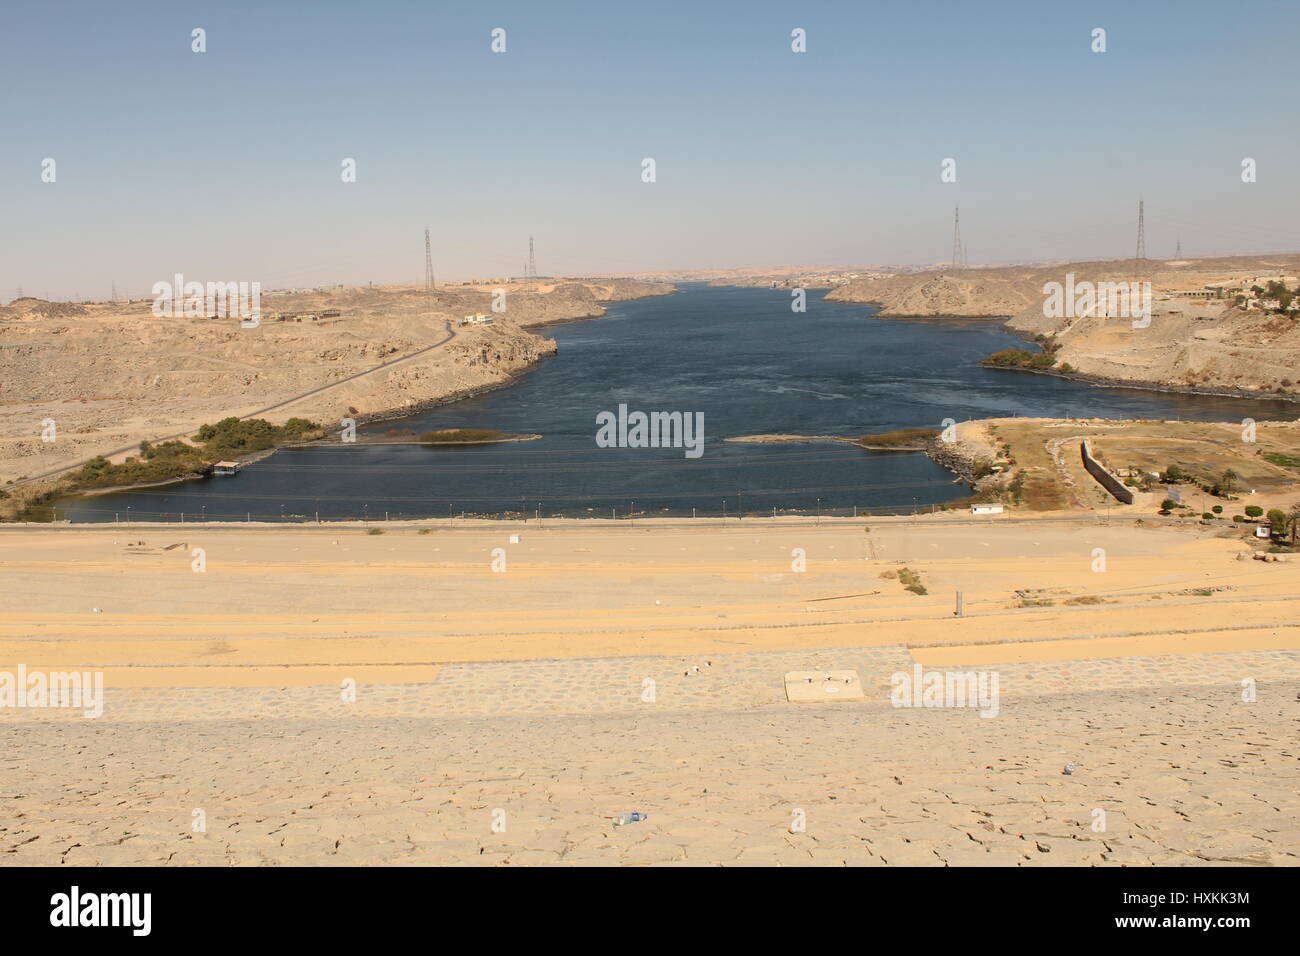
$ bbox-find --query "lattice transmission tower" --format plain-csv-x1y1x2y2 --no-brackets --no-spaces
952,206,962,270
1135,200,1146,260
1133,200,1146,282
424,227,436,293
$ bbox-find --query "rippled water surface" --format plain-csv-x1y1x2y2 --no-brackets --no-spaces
61,284,1297,521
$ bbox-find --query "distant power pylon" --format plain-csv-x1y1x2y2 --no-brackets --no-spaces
528,235,536,278
952,206,962,270
424,227,436,293
1133,199,1146,282
1135,200,1146,261
111,282,117,302
1174,237,1182,259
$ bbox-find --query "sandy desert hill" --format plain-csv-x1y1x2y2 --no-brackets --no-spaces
826,254,1300,397
0,278,673,487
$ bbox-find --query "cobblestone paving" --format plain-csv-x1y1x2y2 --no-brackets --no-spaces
2,648,1297,866
2,645,1297,722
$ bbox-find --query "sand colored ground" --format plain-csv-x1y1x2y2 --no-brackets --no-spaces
1,517,1297,865
2,514,1298,685
942,417,1300,516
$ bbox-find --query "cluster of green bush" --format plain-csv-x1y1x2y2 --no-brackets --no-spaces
1159,463,1244,499
855,427,939,448
897,567,927,595
1247,280,1296,313
71,418,321,489
981,348,1057,370
75,451,203,489
418,428,507,443
195,417,319,455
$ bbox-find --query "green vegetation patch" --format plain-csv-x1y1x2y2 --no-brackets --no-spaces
1264,452,1300,472
70,418,321,489
419,428,508,443
856,427,939,448
981,348,1057,370
897,567,927,595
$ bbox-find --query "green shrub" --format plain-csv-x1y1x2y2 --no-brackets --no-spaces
418,429,507,443
981,348,1056,370
897,567,927,595
69,418,321,490
856,428,939,448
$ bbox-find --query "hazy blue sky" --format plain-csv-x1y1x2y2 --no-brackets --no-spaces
4,0,1299,299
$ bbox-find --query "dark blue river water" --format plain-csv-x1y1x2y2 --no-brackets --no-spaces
59,284,1297,521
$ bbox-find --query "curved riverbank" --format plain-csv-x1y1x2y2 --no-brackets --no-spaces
43,285,1300,524
980,362,1300,405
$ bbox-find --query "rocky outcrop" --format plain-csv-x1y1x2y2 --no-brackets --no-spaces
826,271,1039,317
828,255,1300,399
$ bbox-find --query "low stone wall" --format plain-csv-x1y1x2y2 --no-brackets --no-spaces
1081,439,1134,504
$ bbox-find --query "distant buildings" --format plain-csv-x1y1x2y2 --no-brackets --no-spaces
457,314,494,326
1202,275,1298,307
271,310,341,322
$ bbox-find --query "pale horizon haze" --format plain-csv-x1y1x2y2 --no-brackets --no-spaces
3,0,1299,300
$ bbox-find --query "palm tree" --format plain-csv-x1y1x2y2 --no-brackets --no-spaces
1221,469,1239,495
1288,503,1300,545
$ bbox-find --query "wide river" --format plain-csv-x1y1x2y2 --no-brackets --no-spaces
61,284,1297,521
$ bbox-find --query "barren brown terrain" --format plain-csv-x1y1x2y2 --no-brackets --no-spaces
826,254,1300,398
0,279,672,488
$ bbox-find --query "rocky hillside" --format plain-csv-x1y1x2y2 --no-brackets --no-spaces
828,255,1300,398
0,279,674,486
826,270,1041,317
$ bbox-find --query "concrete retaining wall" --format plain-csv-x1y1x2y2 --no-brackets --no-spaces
1081,440,1135,504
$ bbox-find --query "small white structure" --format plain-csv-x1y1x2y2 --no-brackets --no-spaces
1255,525,1273,539
213,461,242,476
971,504,1004,515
